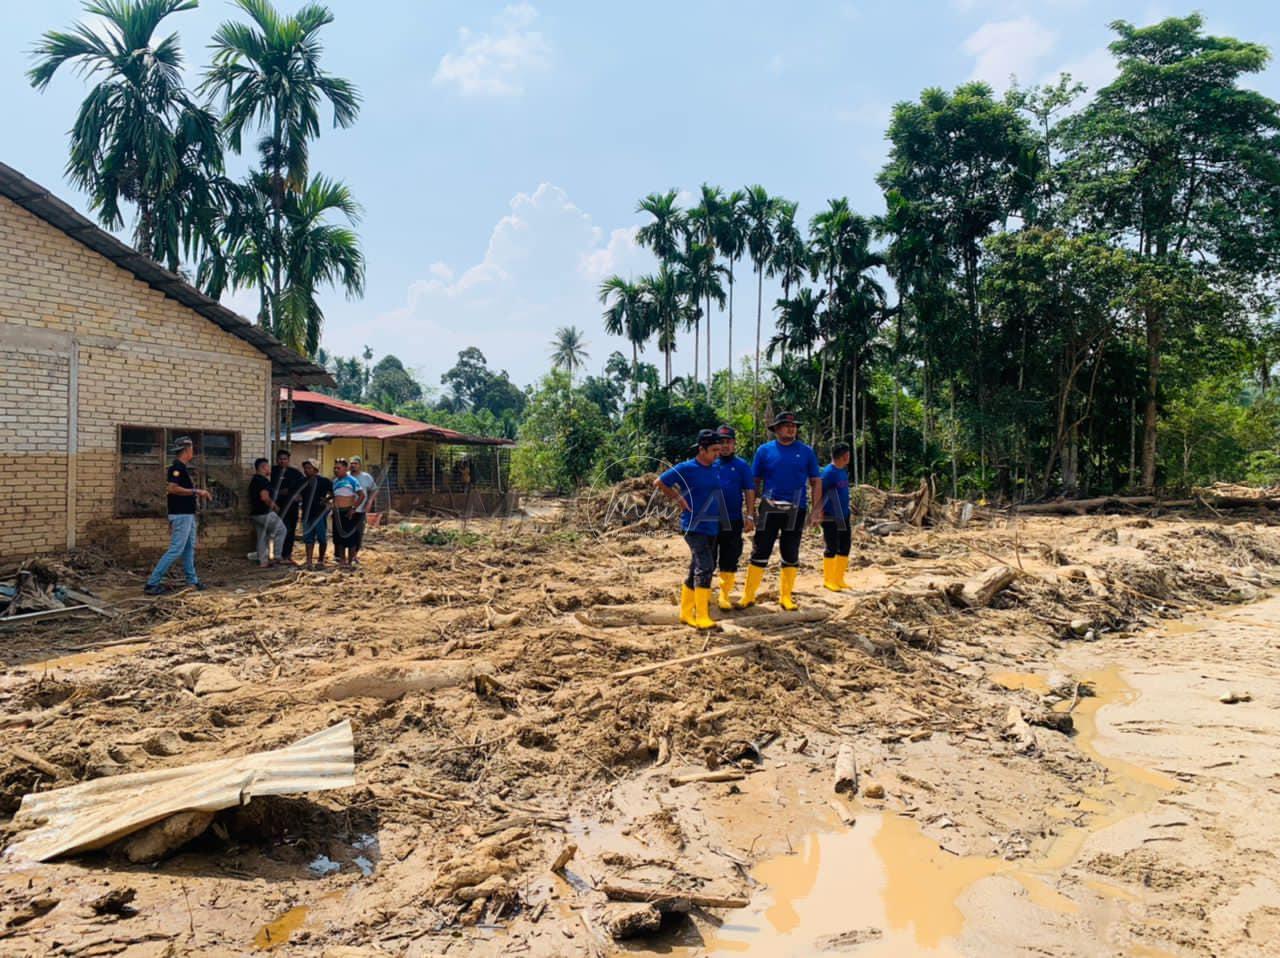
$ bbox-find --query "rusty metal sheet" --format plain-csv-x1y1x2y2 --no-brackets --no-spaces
5,721,354,863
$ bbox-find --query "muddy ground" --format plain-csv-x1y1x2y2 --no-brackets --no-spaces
0,503,1278,957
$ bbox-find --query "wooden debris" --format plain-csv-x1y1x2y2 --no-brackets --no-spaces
6,721,354,862
833,743,858,795
603,903,663,939
9,747,66,781
1219,691,1252,704
551,843,577,873
951,565,1017,609
668,770,745,787
118,810,214,864
615,642,760,679
1002,706,1037,753
600,881,749,910
312,659,495,701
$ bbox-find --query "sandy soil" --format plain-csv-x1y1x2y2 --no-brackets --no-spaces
0,505,1277,957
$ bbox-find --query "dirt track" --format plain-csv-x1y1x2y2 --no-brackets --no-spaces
1,507,1278,956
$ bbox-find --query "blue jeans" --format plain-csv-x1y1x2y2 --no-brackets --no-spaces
147,514,198,586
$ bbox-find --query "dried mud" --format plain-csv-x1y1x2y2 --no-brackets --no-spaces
1,508,1278,957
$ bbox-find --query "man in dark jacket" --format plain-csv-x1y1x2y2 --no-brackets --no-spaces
271,449,305,562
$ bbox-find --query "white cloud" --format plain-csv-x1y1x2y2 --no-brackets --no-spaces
433,3,551,97
1050,46,1116,95
964,16,1057,90
331,185,656,385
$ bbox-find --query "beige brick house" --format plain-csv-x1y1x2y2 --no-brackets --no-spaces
0,162,330,561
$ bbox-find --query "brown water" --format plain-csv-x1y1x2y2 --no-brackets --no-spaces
253,905,309,950
696,666,1176,956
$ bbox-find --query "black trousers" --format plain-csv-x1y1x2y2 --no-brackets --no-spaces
683,532,716,589
712,518,745,573
821,518,852,558
749,505,806,568
280,504,300,559
333,508,357,554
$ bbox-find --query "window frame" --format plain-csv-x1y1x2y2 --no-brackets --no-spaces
115,425,242,518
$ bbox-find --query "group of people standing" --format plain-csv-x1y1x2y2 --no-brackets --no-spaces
656,412,854,629
143,440,378,594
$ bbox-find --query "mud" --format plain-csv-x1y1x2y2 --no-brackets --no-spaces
0,511,1277,956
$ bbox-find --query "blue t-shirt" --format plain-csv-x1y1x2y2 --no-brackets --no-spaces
659,459,724,535
752,440,820,507
332,474,361,503
821,463,851,518
713,456,754,520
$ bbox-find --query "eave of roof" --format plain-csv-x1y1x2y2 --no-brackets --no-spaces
0,162,333,387
281,390,514,446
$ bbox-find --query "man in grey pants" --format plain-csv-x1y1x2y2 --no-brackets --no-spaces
248,457,288,567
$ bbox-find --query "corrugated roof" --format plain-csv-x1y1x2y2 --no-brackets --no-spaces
282,390,514,446
0,162,333,387
6,721,355,862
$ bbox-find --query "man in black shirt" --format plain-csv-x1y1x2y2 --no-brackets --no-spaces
271,449,305,562
249,457,288,568
144,436,213,595
298,459,333,569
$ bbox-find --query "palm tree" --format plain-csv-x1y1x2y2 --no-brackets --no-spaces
29,0,224,271
717,189,746,390
768,288,824,361
638,264,694,387
681,241,727,402
599,276,651,399
550,326,590,382
688,184,726,397
635,190,687,262
742,186,776,436
769,200,809,301
205,171,364,355
202,0,359,330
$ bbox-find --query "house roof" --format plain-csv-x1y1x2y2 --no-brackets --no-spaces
0,162,332,387
281,390,514,446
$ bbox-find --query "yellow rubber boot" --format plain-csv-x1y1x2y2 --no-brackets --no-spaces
692,587,716,629
834,555,851,591
679,584,695,626
717,571,736,611
738,564,765,608
779,566,799,611
822,557,838,591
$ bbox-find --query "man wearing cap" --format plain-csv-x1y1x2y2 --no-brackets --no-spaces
740,411,822,610
271,449,305,563
655,430,724,629
711,425,756,610
144,436,213,595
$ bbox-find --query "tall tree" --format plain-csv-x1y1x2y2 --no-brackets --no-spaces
717,189,747,391
688,184,727,396
549,325,590,382
1061,14,1280,490
599,276,651,399
681,240,727,400
29,0,224,271
743,186,776,435
203,0,359,338
638,264,695,387
635,190,687,263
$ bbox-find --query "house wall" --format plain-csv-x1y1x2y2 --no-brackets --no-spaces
0,195,272,562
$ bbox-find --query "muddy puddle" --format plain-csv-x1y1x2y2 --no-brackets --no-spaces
688,666,1177,956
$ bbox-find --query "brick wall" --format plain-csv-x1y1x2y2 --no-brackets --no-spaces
0,195,271,561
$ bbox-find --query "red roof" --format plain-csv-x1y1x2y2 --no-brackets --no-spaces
280,389,513,446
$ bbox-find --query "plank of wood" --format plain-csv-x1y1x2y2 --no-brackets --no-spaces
600,881,749,910
0,605,90,625
614,642,760,679
668,770,746,787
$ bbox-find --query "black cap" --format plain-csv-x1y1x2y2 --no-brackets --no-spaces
714,424,736,439
768,411,801,430
693,429,721,450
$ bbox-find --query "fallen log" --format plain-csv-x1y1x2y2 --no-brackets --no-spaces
1015,496,1156,516
951,565,1017,609
312,658,495,701
577,604,827,629
600,881,749,910
614,642,759,679
668,770,745,787
833,743,858,795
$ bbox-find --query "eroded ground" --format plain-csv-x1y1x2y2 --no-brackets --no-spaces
1,508,1277,957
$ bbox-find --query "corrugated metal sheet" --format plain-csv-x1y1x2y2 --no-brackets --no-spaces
5,721,354,863
0,162,332,387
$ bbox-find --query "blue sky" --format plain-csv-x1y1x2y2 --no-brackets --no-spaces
5,0,1279,393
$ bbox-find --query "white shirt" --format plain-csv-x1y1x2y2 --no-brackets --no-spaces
353,470,376,512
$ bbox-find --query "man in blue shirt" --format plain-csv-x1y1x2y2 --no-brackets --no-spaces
711,425,756,610
655,430,724,629
740,411,822,611
820,442,853,591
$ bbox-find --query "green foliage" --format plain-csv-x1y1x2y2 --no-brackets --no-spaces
367,355,421,409
1159,377,1280,489
511,372,611,492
